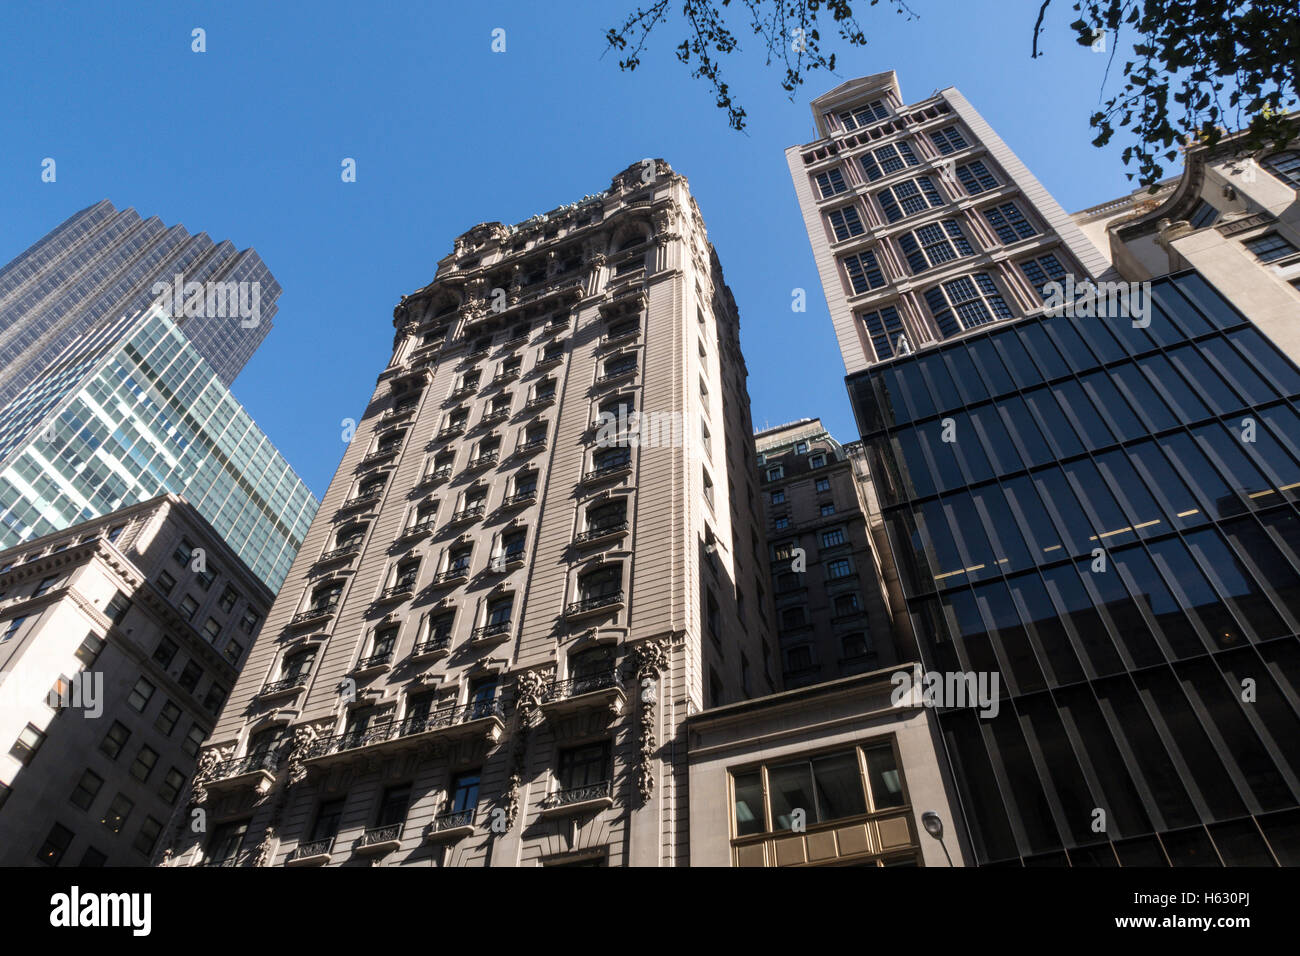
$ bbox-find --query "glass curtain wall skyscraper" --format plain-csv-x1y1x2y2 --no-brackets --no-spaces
789,73,1300,866
0,200,279,408
0,306,316,590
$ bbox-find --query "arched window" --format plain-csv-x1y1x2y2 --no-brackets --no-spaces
1263,152,1300,189
309,581,343,614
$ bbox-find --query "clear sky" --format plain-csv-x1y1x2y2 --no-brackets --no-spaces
0,0,1155,497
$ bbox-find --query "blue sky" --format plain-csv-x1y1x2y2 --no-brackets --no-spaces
0,0,1152,497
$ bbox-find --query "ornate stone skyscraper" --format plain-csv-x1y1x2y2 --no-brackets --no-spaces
168,160,779,867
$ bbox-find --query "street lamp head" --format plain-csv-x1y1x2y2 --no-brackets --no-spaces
921,810,944,841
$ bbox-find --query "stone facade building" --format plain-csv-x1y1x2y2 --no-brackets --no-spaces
0,495,273,866
168,160,779,867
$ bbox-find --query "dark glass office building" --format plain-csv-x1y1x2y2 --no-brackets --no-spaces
0,200,278,407
850,271,1300,866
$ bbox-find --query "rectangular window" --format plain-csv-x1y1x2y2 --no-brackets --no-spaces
218,586,239,612
898,220,974,273
178,661,203,691
99,722,131,760
155,700,181,736
1245,232,1297,262
182,724,207,758
956,160,999,195
70,769,104,810
12,723,47,764
814,168,848,199
1019,254,1070,299
75,632,105,665
2,615,28,642
105,591,131,624
861,305,911,362
929,126,970,154
101,793,134,834
557,741,612,792
983,202,1037,243
160,768,186,804
815,478,831,493
877,177,944,222
179,596,199,621
129,746,158,783
203,618,222,642
859,141,920,181
843,250,886,294
828,559,853,579
152,638,178,667
822,529,845,547
133,816,164,857
173,539,194,566
827,205,865,241
36,824,75,866
126,677,156,713
770,489,786,505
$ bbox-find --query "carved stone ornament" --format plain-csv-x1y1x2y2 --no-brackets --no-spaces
629,640,669,805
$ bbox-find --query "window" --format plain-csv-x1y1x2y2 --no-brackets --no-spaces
898,220,974,273
173,539,194,566
827,205,865,241
106,525,125,543
578,565,622,604
309,581,343,614
781,607,807,629
861,305,911,361
157,571,177,596
703,468,715,507
133,816,163,856
70,770,104,810
203,684,228,715
1188,199,1219,228
239,608,261,634
814,168,848,199
36,824,74,866
152,639,178,671
557,741,612,792
75,632,105,665
859,141,920,181
195,566,217,591
218,586,239,613
809,454,826,468
1263,151,1300,188
101,793,134,833
376,784,411,828
828,559,853,579
80,847,108,867
223,639,245,664
200,618,221,643
765,465,784,482
770,489,786,505
448,771,480,814
486,596,513,628
11,723,46,764
822,529,845,547
843,633,872,659
834,593,861,616
1019,253,1070,300
842,249,886,294
208,820,249,865
815,477,831,493
925,273,1012,337
956,160,999,195
838,100,889,129
1245,232,1297,262
178,661,203,692
104,591,131,624
929,126,970,154
877,176,944,222
155,700,181,736
99,722,131,760
182,723,207,758
34,575,58,596
160,768,186,805
983,202,1038,243
179,595,198,621
774,516,791,531
129,746,158,783
126,677,155,713
786,645,813,672
2,615,27,642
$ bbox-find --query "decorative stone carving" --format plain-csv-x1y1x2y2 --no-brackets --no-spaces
498,669,547,831
629,640,669,805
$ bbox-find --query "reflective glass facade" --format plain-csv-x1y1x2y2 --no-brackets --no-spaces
0,200,277,407
0,308,316,590
850,271,1300,866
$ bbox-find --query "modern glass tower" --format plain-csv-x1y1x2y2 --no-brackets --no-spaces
0,306,316,591
789,74,1300,866
0,200,279,408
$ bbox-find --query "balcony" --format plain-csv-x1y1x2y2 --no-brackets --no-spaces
375,582,416,605
356,824,403,856
470,620,512,645
525,394,555,411
290,604,338,628
257,672,311,700
339,490,382,512
601,326,641,348
207,751,278,793
514,438,547,457
447,504,485,527
380,405,417,424
480,408,510,427
432,565,471,587
536,354,564,371
499,490,537,511
425,807,476,842
595,366,637,388
285,837,334,867
410,633,452,662
564,591,625,621
493,368,520,385
315,543,361,567
419,465,453,487
466,452,499,472
448,384,477,401
541,669,625,717
539,780,614,818
581,455,632,484
573,521,628,547
353,650,394,675
396,518,435,541
359,447,400,468
436,425,466,442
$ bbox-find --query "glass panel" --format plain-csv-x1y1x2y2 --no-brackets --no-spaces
1146,536,1248,649
1136,353,1211,422
1226,327,1300,397
1041,565,1125,678
733,770,766,835
940,711,1019,864
1016,321,1070,380
996,396,1054,468
1110,362,1178,432
1184,526,1291,640
969,337,1015,397
812,751,869,821
967,403,1024,474
1040,315,1100,373
1078,370,1146,442
1023,387,1087,458
974,579,1046,693
767,760,815,831
943,347,990,405
1165,344,1245,415
1006,571,1086,686
863,747,905,810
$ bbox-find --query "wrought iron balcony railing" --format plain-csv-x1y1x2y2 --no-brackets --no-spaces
286,837,334,862
544,668,623,703
355,650,394,671
515,438,546,456
448,505,485,524
290,604,338,626
466,452,499,470
420,465,453,485
432,807,475,832
359,448,400,467
433,565,471,584
398,518,435,538
493,368,520,383
340,490,382,510
259,672,311,696
401,699,506,737
381,405,417,422
411,633,452,658
481,409,510,426
317,544,361,564
358,824,403,849
471,620,512,642
436,425,466,441
500,490,537,509
212,751,279,780
596,366,637,386
378,582,416,602
542,780,612,809
564,591,624,617
582,455,632,482
536,354,564,369
574,521,628,545
525,394,555,410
